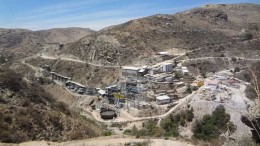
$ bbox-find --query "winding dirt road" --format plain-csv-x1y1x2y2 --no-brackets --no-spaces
39,54,120,68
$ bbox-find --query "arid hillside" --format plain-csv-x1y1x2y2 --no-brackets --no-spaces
53,4,260,66
17,3,260,88
40,27,95,44
0,3,259,145
25,56,120,87
0,68,102,143
0,27,95,59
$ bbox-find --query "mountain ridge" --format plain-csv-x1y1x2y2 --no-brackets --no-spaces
49,3,260,66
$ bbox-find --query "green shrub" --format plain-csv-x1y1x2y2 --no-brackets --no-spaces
127,120,163,138
244,32,253,40
193,105,236,141
245,85,257,100
192,86,199,91
244,73,251,82
132,125,138,135
186,109,194,122
161,109,194,137
123,129,132,135
136,129,148,138
231,57,237,62
193,117,218,140
143,120,162,137
127,110,194,138
0,130,12,143
0,56,7,64
180,118,186,126
175,113,181,122
165,122,179,137
103,130,113,136
227,122,237,133
175,71,183,79
234,67,240,73
94,68,99,72
186,84,192,94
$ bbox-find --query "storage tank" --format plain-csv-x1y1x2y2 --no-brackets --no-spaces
100,108,117,119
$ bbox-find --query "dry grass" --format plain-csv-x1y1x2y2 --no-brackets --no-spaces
0,68,102,143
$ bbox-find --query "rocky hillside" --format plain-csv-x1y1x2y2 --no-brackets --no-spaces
0,27,95,59
54,4,260,66
0,27,95,48
40,27,95,44
0,68,102,143
25,56,120,87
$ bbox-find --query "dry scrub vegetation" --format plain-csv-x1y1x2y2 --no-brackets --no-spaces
0,68,102,143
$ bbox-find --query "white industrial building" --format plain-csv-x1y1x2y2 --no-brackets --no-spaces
160,63,173,73
122,66,140,76
156,95,171,105
181,66,189,75
150,63,173,74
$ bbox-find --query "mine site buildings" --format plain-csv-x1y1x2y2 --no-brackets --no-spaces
156,95,171,105
50,72,71,83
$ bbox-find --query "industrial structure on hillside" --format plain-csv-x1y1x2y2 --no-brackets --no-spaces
44,58,197,119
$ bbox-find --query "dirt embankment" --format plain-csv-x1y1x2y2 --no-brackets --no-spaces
0,136,194,146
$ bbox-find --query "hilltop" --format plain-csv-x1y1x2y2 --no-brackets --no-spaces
49,3,260,66
0,27,95,59
23,3,260,87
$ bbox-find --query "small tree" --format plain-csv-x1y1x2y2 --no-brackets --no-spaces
175,71,183,79
231,57,237,62
132,125,138,135
180,118,185,126
192,86,199,91
186,84,192,94
186,109,194,122
234,67,240,73
244,32,253,40
193,105,235,141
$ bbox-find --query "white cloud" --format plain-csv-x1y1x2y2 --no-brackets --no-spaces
46,17,140,30
4,2,155,30
14,0,115,21
2,0,253,30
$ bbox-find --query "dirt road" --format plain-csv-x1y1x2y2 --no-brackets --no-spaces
39,54,120,68
86,87,202,124
0,136,194,146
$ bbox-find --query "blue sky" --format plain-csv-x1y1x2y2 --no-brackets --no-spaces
0,0,259,30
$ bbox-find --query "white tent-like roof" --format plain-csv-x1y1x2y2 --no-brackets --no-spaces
158,52,169,55
98,89,106,95
138,68,145,73
122,66,140,71
156,95,170,101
